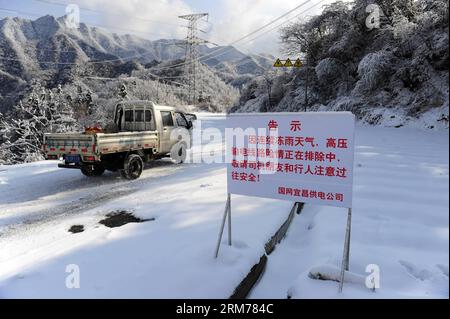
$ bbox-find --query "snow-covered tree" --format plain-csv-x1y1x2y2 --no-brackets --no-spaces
353,50,395,94
233,0,448,129
0,83,79,164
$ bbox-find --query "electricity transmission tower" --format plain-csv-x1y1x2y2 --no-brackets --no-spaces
178,13,209,105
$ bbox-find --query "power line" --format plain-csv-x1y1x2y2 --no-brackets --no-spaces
0,50,154,65
149,74,187,79
95,0,322,69
82,75,189,102
83,72,189,88
1,1,329,104
240,0,328,46
0,8,187,64
171,0,325,71
0,8,180,39
33,0,185,28
204,38,274,63
1,0,318,68
1,0,325,70
230,0,316,46
228,0,328,61
196,0,327,66
149,0,317,72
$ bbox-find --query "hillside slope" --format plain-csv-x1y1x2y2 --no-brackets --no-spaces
232,0,449,129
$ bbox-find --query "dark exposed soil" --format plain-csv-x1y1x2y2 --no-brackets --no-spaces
99,210,154,228
68,225,85,233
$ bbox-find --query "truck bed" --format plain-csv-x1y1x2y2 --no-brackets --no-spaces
44,131,159,160
96,131,159,154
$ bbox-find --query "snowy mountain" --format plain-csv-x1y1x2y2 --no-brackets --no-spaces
0,15,260,70
0,14,271,112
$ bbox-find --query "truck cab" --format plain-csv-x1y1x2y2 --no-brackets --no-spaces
113,101,194,154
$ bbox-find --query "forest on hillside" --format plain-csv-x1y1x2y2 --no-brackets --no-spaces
232,0,449,129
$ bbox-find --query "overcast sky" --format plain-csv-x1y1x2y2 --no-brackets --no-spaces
0,0,340,55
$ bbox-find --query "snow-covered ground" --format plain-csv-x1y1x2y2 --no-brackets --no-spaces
0,114,448,298
251,126,449,299
0,114,293,298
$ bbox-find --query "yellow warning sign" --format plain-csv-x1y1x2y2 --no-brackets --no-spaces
274,58,303,68
284,58,293,67
273,58,283,67
294,58,303,68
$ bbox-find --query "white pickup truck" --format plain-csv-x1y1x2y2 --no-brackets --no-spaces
43,100,196,179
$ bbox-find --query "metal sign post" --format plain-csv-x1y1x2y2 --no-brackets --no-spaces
338,207,352,293
227,193,232,246
215,193,232,258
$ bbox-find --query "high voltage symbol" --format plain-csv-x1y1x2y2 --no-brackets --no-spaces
273,58,303,68
293,59,303,67
284,58,293,67
273,58,284,67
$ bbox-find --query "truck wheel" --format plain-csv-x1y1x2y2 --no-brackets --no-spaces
120,154,143,180
81,164,105,177
170,142,187,164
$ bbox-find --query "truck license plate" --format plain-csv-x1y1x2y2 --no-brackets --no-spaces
66,155,80,164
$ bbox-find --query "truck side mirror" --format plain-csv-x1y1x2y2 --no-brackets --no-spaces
186,113,197,121
187,120,193,129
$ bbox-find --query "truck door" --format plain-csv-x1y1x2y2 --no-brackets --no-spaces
174,112,192,146
159,111,176,153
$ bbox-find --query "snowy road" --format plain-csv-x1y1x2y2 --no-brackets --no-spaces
0,114,448,298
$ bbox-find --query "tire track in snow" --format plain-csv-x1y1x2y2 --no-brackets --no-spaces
0,186,138,239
